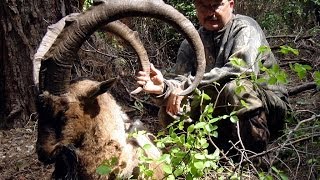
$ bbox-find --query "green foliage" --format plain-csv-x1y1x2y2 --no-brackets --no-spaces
137,44,316,179
166,0,198,26
230,57,247,68
271,166,289,180
279,46,299,56
260,12,283,32
96,157,119,176
83,0,93,10
136,88,243,179
314,71,320,86
290,63,312,80
259,63,288,85
243,0,319,33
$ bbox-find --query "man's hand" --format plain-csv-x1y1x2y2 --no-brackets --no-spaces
136,64,184,116
136,64,165,95
166,87,184,115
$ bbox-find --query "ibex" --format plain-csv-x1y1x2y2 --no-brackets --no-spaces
34,0,206,179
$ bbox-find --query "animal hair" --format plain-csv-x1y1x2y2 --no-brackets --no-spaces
36,79,162,179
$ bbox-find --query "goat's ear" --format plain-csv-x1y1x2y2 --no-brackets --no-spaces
87,77,118,99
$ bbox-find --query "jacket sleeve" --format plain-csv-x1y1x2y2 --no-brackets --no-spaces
198,22,266,85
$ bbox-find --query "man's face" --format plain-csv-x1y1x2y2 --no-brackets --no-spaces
195,0,234,31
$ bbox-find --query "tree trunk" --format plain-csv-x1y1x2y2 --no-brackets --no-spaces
0,0,80,129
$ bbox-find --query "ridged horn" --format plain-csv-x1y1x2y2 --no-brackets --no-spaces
102,21,149,94
41,0,205,95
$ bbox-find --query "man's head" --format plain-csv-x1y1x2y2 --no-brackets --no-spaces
194,0,234,31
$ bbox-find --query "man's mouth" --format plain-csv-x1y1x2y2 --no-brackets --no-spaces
206,15,218,22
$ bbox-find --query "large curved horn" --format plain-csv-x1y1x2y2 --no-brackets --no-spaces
36,19,149,94
102,21,149,94
41,0,206,95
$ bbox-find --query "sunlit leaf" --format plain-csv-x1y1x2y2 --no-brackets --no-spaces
240,100,249,109
258,45,271,53
314,71,320,86
268,76,277,84
230,57,247,67
201,93,211,100
279,45,299,55
194,122,206,129
194,153,206,160
230,115,239,123
193,161,205,170
163,164,173,174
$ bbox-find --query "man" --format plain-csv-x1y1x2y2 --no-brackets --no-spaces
136,0,289,154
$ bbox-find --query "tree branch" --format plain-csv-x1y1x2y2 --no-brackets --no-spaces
288,82,317,96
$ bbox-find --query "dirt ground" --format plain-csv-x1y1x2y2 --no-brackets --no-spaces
0,121,53,179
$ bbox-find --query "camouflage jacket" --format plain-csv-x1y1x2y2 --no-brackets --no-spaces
156,14,287,104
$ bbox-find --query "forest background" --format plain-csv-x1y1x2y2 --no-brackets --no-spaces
0,0,319,179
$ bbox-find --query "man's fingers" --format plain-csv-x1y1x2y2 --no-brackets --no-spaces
136,80,146,86
166,91,184,115
150,63,161,76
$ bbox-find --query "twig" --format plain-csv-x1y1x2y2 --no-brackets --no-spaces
266,34,313,40
207,136,235,168
80,47,118,58
279,58,312,67
288,82,317,96
290,144,301,180
247,132,320,160
269,114,319,167
81,40,118,58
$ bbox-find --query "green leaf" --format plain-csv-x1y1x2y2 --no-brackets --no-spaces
268,76,277,84
272,64,280,73
276,72,288,84
279,172,289,180
167,174,175,180
163,164,173,174
240,100,249,109
173,167,184,177
209,117,222,123
144,169,154,177
193,161,205,170
156,141,165,148
211,131,218,138
96,165,112,175
143,144,152,150
235,85,246,94
212,148,220,159
279,45,299,55
179,134,186,144
230,57,247,67
205,124,217,132
109,157,118,166
158,154,170,163
201,93,211,100
204,160,216,168
314,71,320,86
222,115,229,119
194,122,206,129
258,45,271,53
256,78,267,83
292,63,312,79
258,172,273,180
194,153,206,160
230,115,239,123
187,124,195,133
199,137,208,146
